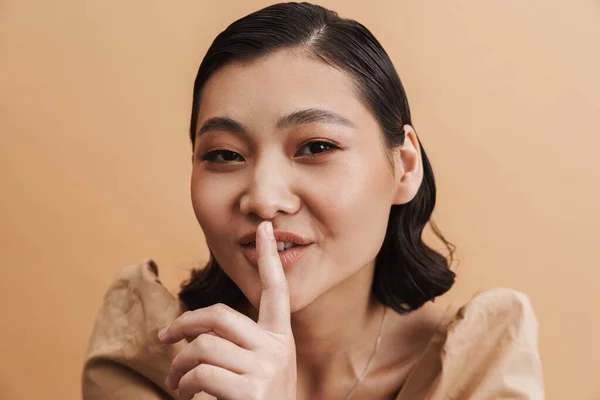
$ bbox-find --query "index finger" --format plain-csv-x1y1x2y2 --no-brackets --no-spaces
256,221,291,335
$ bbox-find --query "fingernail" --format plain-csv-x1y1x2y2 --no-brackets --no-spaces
265,221,274,240
158,327,168,339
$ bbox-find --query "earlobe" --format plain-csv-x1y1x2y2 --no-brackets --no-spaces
392,125,424,205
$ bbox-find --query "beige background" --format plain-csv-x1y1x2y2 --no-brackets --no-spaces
1,0,598,399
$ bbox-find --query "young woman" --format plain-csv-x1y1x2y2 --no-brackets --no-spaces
82,3,544,399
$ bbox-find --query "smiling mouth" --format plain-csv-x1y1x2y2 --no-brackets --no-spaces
243,241,303,252
239,241,313,268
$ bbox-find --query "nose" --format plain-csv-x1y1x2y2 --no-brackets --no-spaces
239,157,301,220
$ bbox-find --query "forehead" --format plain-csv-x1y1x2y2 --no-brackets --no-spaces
197,48,373,129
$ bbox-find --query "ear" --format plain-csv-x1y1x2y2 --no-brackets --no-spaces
392,124,423,205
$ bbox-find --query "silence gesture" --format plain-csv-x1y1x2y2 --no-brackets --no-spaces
158,221,297,400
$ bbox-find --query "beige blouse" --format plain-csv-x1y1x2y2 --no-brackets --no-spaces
81,260,545,399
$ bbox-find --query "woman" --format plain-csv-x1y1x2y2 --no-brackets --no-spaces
82,3,544,399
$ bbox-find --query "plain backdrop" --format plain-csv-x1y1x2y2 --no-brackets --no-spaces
1,1,599,399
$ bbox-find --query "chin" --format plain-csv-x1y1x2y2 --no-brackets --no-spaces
287,283,326,314
289,296,310,314
241,280,317,315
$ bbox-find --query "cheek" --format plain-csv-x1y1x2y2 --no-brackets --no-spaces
191,169,265,308
310,155,394,267
190,169,236,248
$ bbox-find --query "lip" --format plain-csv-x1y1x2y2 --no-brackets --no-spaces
240,242,313,269
238,230,313,246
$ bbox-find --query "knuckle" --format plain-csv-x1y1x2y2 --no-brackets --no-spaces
188,363,210,385
170,311,192,333
193,333,215,352
179,365,209,399
176,311,193,327
211,302,230,319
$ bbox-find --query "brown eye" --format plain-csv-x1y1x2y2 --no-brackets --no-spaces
202,150,244,163
295,141,339,157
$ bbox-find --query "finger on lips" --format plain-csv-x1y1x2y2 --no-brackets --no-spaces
159,220,294,398
257,221,291,335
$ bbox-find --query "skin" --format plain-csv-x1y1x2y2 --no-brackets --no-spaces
160,221,296,400
160,48,443,399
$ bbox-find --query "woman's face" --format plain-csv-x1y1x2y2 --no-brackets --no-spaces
191,49,404,313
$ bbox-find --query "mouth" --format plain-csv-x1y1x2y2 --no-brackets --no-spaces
238,230,313,249
238,230,314,268
242,240,305,252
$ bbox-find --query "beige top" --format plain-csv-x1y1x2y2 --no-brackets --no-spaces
81,260,545,399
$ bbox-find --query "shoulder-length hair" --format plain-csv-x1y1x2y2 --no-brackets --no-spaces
179,2,456,315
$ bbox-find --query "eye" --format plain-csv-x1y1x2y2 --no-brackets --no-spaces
295,141,339,157
201,150,245,163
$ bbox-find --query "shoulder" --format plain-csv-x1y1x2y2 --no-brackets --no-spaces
398,288,545,400
446,287,540,349
438,288,544,399
87,259,186,343
82,260,187,399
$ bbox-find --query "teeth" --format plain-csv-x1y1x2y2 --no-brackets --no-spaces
249,241,297,251
276,241,296,252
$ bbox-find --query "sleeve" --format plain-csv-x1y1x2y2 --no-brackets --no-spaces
428,288,545,400
81,260,187,400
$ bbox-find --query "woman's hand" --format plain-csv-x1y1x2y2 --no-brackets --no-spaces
158,221,297,400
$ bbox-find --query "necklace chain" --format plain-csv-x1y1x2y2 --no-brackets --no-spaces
344,305,387,400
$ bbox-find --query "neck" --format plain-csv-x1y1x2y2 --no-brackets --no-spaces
248,261,386,395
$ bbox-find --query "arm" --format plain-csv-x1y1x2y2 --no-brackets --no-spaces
81,260,186,399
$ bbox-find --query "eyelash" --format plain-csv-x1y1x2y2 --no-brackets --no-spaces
200,141,340,163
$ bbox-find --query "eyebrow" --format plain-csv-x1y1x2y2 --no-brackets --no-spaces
197,108,355,137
